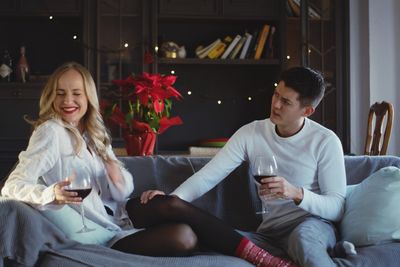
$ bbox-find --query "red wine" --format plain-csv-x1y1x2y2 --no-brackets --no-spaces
66,188,92,199
254,175,276,183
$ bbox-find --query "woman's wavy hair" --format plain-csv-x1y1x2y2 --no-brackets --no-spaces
31,62,113,161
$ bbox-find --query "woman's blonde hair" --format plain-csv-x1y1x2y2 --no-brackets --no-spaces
32,62,113,161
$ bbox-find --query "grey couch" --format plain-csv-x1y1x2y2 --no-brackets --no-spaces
1,155,400,267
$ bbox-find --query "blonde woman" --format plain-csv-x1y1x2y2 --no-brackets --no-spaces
0,62,197,256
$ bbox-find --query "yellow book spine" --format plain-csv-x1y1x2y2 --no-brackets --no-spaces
207,43,227,59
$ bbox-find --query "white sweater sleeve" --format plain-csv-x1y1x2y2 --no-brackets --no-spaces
1,123,59,206
297,134,346,221
171,127,248,202
104,146,134,201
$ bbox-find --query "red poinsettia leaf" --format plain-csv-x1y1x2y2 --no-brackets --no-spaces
153,99,165,114
166,86,183,99
161,75,176,86
158,116,183,134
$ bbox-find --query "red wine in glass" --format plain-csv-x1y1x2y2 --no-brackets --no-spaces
252,155,278,214
253,175,277,184
65,188,92,199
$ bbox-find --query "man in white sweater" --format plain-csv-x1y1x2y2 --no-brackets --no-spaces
139,67,346,267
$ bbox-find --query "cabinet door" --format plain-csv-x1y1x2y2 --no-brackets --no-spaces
285,0,349,151
0,85,41,178
20,0,82,15
222,0,280,17
159,0,218,16
97,0,145,140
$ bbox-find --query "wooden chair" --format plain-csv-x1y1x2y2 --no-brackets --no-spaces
364,101,394,155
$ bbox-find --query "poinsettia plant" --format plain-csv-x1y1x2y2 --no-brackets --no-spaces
101,72,183,135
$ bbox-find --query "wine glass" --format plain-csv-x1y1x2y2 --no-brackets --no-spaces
64,161,95,233
252,155,278,214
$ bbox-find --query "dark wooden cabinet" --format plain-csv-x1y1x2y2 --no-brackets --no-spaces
0,0,349,177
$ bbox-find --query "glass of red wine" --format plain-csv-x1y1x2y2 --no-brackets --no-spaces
65,162,95,233
252,155,278,214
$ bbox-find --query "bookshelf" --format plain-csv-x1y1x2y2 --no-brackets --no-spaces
151,0,284,152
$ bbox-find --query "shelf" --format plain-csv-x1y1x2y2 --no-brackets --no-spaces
158,14,280,21
157,58,280,65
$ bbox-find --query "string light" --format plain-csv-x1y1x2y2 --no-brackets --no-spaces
274,83,278,87
217,100,222,105
73,35,78,40
123,43,129,48
248,96,252,101
187,91,192,95
49,15,53,20
286,55,291,60
170,70,175,74
154,46,159,52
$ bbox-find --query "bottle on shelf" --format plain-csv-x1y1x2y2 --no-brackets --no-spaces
0,49,13,82
16,45,30,83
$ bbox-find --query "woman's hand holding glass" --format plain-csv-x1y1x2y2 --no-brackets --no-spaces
53,176,82,205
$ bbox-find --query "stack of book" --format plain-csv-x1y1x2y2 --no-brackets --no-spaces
194,24,276,60
188,138,228,156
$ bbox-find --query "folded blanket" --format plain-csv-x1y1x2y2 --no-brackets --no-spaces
0,197,78,267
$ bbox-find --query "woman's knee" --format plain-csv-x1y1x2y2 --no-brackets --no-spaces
169,223,198,255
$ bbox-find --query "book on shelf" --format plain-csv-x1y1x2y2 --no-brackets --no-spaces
220,34,241,59
207,35,232,59
195,39,221,59
246,29,259,59
262,25,276,59
239,32,253,59
254,24,271,59
229,34,247,59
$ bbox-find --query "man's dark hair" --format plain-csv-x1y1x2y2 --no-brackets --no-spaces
279,66,325,108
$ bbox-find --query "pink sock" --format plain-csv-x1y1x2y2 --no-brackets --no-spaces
235,238,297,267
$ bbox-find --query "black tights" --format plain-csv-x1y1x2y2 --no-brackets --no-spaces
111,195,243,256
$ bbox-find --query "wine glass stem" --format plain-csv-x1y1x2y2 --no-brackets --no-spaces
80,204,87,229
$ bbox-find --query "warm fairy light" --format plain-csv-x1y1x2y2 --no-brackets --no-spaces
170,70,175,74
124,43,129,48
248,96,252,101
73,35,78,40
274,83,278,87
187,91,192,95
217,100,222,104
49,15,53,20
155,46,159,52
308,49,311,54
286,55,291,60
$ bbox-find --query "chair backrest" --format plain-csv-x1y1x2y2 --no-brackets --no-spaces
364,101,394,155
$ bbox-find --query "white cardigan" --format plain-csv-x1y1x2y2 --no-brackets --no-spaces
1,119,139,237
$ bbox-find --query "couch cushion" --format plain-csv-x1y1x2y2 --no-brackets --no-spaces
41,205,115,245
340,166,400,246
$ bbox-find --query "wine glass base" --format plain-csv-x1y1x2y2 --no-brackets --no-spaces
76,227,96,234
255,210,268,215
